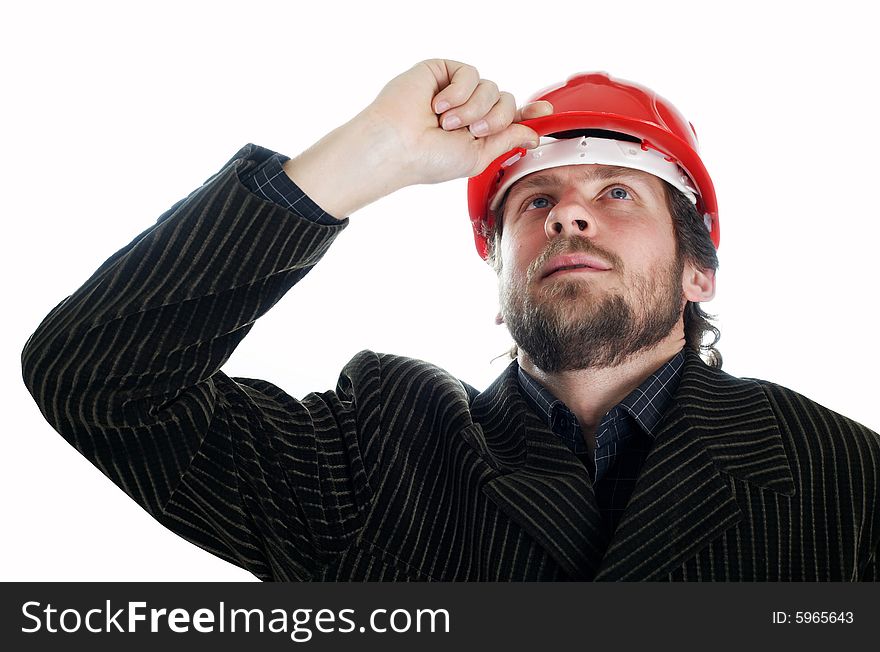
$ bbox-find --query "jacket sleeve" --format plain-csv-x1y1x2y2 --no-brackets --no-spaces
20,144,375,581
860,551,878,581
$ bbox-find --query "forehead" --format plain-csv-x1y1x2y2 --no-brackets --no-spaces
504,164,666,201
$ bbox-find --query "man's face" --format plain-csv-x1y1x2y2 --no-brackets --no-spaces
497,163,688,372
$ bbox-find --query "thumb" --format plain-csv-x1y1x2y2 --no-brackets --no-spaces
474,124,540,175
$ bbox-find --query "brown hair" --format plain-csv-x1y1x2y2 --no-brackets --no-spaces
485,180,722,368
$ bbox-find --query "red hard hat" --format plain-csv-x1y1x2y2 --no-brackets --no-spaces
466,72,719,259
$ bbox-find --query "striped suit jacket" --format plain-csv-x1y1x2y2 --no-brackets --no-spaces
22,145,880,581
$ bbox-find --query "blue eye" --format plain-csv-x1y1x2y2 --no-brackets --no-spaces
608,187,632,200
526,196,552,210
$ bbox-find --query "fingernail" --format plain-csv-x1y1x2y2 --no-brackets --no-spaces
470,120,489,136
435,100,450,113
442,115,461,130
521,140,538,149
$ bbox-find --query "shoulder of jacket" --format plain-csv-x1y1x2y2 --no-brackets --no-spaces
745,376,880,446
346,350,477,431
341,349,451,376
341,350,472,397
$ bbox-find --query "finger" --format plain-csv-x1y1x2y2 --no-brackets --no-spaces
472,123,541,175
514,100,554,123
428,61,480,114
467,91,516,137
439,79,499,131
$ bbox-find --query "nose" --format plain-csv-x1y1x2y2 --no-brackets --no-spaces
543,201,596,240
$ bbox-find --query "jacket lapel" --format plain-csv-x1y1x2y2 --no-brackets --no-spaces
595,349,796,580
470,350,796,581
470,361,608,580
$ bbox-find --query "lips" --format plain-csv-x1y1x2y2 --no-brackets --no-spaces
541,254,612,279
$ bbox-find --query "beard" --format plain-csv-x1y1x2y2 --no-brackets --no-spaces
500,236,684,373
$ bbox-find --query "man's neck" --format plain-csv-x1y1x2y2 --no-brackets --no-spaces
517,332,686,452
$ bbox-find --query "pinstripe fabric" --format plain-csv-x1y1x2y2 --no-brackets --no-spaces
22,144,880,581
518,352,683,537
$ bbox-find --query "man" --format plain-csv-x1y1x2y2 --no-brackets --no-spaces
21,59,879,580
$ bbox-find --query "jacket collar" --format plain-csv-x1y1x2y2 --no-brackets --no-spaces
469,348,795,580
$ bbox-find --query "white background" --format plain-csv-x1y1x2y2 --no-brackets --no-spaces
3,0,878,581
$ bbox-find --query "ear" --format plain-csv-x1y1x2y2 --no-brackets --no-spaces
495,311,505,325
682,264,716,303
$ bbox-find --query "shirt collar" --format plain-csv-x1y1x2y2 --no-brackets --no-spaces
517,349,685,447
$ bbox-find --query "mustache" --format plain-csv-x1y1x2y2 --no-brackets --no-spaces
526,237,623,283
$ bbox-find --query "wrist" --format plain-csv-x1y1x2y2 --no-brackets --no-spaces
283,109,409,218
